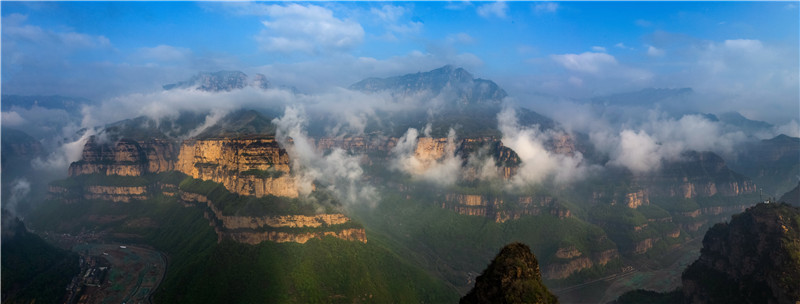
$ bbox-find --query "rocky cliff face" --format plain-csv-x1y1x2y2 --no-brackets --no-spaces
222,228,368,245
461,242,558,304
176,138,299,198
68,136,175,177
84,186,147,203
681,202,800,303
591,188,650,209
543,248,619,280
638,151,756,198
441,194,571,223
179,191,367,244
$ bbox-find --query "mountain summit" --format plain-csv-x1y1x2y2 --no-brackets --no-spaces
163,71,269,92
461,242,558,304
349,65,507,105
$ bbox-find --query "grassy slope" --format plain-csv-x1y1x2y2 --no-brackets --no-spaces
30,174,458,303
350,192,618,292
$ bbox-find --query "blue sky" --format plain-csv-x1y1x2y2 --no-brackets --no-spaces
2,1,798,122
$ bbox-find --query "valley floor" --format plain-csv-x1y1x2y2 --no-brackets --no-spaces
66,244,166,304
553,236,702,303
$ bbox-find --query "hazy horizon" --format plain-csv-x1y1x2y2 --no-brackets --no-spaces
2,1,798,124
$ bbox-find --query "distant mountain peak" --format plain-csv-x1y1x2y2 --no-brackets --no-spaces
349,65,507,106
163,70,270,92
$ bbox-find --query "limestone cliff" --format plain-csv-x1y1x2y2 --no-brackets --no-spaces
68,136,176,177
179,191,367,244
542,248,619,280
176,137,299,198
591,188,650,209
638,151,756,198
47,184,147,203
442,193,571,223
315,135,522,180
84,186,147,203
222,228,367,245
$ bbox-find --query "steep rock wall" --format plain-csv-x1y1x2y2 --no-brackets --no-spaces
543,248,620,280
68,137,176,177
441,193,571,223
176,138,299,198
179,191,366,244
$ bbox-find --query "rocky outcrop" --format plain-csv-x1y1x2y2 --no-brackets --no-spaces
591,187,651,209
543,248,620,280
632,238,659,255
544,257,592,280
179,191,366,244
442,194,571,222
47,184,147,203
638,151,756,198
84,186,147,203
222,228,367,244
176,138,299,198
625,190,649,209
68,137,175,177
681,203,800,303
461,242,558,304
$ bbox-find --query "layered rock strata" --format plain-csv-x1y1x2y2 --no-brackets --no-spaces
179,191,367,244
68,137,175,177
176,138,300,198
441,193,571,223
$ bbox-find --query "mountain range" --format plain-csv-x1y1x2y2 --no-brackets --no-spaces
2,65,798,303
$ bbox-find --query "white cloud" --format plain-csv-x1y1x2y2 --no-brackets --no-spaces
723,39,763,52
390,128,463,186
2,15,111,50
775,120,800,138
371,4,406,22
614,42,633,50
592,46,606,52
273,106,378,207
647,45,665,57
688,39,798,122
596,113,751,174
609,129,661,174
551,52,617,74
4,178,31,219
1,111,26,126
551,52,653,86
534,2,559,13
255,3,364,54
32,128,94,173
477,2,508,19
498,108,594,185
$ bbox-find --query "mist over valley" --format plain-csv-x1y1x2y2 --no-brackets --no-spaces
2,2,799,303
